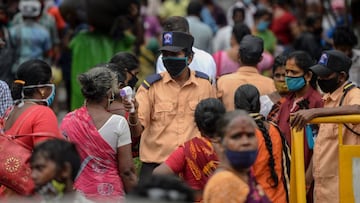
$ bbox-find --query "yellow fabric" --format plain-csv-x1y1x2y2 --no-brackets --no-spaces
203,170,249,203
159,0,190,19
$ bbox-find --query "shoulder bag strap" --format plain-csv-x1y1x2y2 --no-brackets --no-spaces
339,82,360,136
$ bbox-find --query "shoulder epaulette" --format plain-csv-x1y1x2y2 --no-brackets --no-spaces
343,82,358,93
195,71,212,83
141,74,162,89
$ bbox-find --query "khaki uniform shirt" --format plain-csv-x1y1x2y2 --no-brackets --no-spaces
313,82,360,202
136,70,215,163
216,66,276,111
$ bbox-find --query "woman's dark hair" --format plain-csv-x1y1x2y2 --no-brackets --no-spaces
103,63,127,85
234,84,260,113
286,51,317,89
30,139,81,181
272,54,287,74
234,84,279,188
12,59,52,100
194,98,226,138
109,52,139,73
232,23,251,44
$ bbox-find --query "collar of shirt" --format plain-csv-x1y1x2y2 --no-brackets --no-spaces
322,82,348,102
236,66,259,74
162,70,199,86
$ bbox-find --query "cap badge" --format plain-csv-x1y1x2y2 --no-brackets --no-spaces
319,53,329,65
163,32,173,45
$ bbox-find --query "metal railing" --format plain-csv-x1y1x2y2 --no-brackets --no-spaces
290,115,360,203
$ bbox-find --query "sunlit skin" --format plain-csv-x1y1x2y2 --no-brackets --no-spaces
285,58,312,98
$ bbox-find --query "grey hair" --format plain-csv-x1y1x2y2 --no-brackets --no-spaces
78,67,118,103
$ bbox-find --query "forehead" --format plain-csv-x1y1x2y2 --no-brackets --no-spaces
274,66,286,73
285,58,302,71
31,153,51,166
226,117,255,134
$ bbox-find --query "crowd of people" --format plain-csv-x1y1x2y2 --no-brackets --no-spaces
0,0,360,202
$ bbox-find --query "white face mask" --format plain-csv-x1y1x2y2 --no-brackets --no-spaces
22,84,56,106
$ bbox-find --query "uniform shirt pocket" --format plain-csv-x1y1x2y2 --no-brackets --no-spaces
187,101,198,114
153,102,175,122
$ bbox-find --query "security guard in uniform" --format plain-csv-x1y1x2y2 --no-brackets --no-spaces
134,31,215,184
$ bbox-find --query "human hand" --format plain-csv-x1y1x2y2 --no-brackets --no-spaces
122,97,138,114
290,109,316,131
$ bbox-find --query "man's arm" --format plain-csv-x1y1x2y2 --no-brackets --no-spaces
290,105,360,130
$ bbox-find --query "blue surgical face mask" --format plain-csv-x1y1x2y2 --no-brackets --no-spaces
225,149,258,169
22,84,56,106
285,76,306,92
257,20,270,32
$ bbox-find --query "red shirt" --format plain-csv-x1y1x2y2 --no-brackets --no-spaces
271,8,296,45
4,105,63,148
165,137,218,191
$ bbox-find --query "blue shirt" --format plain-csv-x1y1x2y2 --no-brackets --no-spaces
10,21,51,73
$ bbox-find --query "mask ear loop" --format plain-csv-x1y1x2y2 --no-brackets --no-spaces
107,90,115,110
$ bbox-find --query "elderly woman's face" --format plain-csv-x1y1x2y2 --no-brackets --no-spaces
222,116,258,152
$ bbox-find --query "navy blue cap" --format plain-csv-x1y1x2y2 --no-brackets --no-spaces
239,35,264,59
310,50,352,76
159,31,194,52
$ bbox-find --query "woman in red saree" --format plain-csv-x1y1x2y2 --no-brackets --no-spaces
60,67,137,202
0,59,62,198
153,98,226,201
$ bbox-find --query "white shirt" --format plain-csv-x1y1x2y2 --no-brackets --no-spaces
156,47,217,84
349,49,360,86
212,25,232,53
98,115,131,151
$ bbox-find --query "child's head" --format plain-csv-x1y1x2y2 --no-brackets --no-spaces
30,139,81,196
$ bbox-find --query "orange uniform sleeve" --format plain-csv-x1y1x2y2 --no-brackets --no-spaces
135,85,152,129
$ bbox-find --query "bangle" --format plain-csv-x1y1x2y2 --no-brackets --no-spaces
128,119,139,126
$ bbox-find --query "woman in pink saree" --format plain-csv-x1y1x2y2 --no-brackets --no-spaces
60,67,137,202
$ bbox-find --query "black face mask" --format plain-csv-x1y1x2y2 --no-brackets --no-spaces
317,74,340,93
127,72,138,88
162,57,188,78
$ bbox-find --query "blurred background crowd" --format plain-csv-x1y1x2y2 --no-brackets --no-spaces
0,0,359,118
